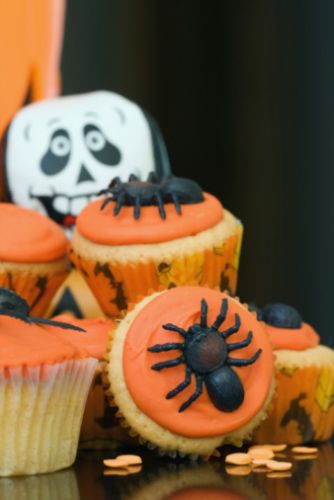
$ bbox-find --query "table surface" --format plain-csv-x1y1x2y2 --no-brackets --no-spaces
3,441,333,500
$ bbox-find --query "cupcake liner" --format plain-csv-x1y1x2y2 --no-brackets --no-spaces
46,269,105,319
79,363,134,447
0,268,68,317
0,358,97,476
71,228,243,317
252,363,334,445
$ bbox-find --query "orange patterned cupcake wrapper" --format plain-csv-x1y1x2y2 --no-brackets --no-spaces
80,366,135,445
0,269,68,317
253,364,334,445
71,228,243,318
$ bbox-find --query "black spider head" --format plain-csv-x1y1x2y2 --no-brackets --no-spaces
0,287,85,332
148,298,262,413
260,303,302,329
98,173,204,220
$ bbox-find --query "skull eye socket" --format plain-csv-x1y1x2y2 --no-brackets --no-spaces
83,123,121,166
85,128,106,152
50,134,71,157
41,128,71,176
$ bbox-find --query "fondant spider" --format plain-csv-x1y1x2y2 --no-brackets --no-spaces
0,288,85,331
148,298,262,412
98,173,204,219
259,303,302,329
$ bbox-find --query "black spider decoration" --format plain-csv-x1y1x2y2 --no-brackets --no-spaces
0,288,85,332
98,173,204,220
148,298,262,412
258,303,302,329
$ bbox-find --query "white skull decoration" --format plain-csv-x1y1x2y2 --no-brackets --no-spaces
5,90,170,229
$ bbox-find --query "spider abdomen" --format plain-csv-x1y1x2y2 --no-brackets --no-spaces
204,366,244,412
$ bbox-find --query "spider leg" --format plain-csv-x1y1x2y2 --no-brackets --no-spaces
100,196,113,210
147,172,158,183
97,188,109,196
155,192,166,219
227,348,262,366
221,313,241,339
162,323,187,338
151,354,184,371
113,191,126,216
166,367,192,399
179,375,203,412
110,176,122,188
147,342,185,353
129,174,139,181
227,331,253,352
171,193,182,215
30,316,85,332
210,298,228,331
200,299,208,328
134,195,141,219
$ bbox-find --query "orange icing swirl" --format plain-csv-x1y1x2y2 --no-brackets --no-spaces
265,322,320,351
52,315,115,359
0,315,90,368
76,193,224,245
0,203,68,262
123,287,274,438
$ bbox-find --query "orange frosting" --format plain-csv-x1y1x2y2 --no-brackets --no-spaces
76,193,223,245
0,203,68,263
53,315,115,359
0,315,90,369
123,287,274,438
265,322,320,351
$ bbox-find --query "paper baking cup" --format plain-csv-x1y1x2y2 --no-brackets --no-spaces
0,358,97,476
0,269,68,317
79,364,133,447
71,228,243,317
252,363,334,445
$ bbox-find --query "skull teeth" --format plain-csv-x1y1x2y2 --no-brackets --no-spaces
52,193,97,216
53,195,70,215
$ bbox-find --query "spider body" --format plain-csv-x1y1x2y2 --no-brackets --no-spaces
148,298,262,412
98,173,204,219
259,303,302,329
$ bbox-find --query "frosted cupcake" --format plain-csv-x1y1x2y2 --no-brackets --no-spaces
105,286,275,457
0,288,97,476
70,175,243,317
251,303,334,444
0,203,69,316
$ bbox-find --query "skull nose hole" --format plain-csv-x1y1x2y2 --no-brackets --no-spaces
76,164,95,184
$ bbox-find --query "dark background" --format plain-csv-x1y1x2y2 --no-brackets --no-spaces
62,0,334,346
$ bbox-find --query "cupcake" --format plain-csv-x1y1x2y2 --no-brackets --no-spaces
251,303,334,445
70,175,243,317
104,286,275,456
52,314,131,447
0,203,70,316
0,288,97,476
